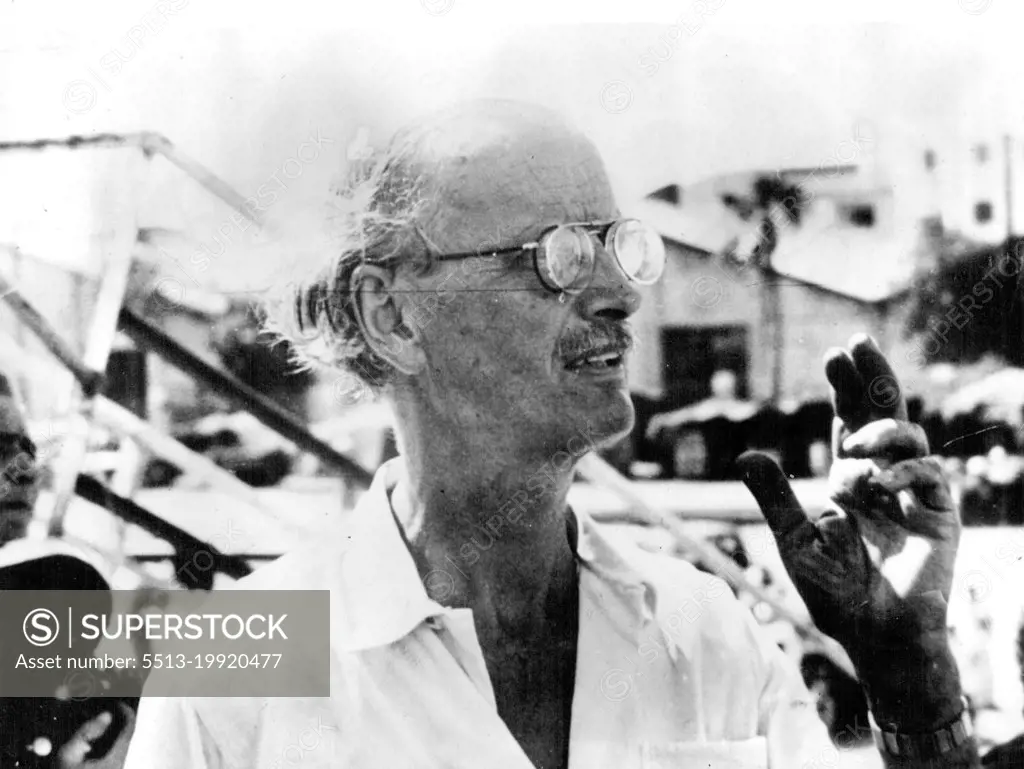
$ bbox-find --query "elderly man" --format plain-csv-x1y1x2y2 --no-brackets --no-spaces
125,100,978,768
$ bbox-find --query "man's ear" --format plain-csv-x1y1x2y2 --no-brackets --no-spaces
350,264,426,376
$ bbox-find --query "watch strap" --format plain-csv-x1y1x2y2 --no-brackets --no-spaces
869,696,974,760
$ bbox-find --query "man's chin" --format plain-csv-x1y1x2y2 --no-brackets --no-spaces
582,389,636,450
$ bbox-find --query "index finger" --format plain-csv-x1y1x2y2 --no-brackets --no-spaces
824,349,868,430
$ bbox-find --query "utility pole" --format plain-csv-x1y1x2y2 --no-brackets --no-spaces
1004,134,1023,366
1004,134,1014,239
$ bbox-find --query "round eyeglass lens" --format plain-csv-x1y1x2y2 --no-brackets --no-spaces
541,226,595,291
611,220,666,284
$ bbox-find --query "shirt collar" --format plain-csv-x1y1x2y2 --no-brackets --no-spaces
332,458,660,653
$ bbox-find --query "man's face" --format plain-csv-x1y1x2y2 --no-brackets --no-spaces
405,113,642,456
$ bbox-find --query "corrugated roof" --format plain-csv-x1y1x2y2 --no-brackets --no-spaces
626,197,755,257
631,170,921,304
768,222,919,303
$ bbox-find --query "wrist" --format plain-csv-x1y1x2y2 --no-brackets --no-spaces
868,695,976,765
857,633,966,731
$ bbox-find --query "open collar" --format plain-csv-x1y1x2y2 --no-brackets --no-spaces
331,459,661,653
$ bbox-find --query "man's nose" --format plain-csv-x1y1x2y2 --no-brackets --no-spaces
575,246,642,320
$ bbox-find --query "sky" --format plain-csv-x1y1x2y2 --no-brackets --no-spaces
1,0,1024,290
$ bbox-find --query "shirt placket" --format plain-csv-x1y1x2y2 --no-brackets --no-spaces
424,611,541,769
426,609,498,710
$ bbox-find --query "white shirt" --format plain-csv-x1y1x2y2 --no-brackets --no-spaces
124,460,834,768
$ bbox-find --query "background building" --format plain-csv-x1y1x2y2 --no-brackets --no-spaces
625,163,929,409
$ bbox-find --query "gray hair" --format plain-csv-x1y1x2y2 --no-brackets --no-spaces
266,129,435,391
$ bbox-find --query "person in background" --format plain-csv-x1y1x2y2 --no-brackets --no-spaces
0,373,135,768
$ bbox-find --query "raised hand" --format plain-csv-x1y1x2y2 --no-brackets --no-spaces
736,334,964,732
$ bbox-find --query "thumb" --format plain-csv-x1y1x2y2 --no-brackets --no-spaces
736,451,814,550
59,710,113,765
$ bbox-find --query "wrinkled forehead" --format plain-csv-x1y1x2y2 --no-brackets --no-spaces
386,104,618,250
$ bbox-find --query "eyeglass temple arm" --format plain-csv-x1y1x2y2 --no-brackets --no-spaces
432,243,540,262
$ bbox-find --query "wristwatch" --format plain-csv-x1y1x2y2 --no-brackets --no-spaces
869,696,974,760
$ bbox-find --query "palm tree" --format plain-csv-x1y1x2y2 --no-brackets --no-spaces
721,174,807,404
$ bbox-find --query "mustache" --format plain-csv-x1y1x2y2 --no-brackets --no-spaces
557,321,636,361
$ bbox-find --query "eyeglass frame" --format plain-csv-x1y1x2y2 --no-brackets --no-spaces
425,219,662,294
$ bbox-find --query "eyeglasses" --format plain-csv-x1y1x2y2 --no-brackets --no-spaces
432,219,666,294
